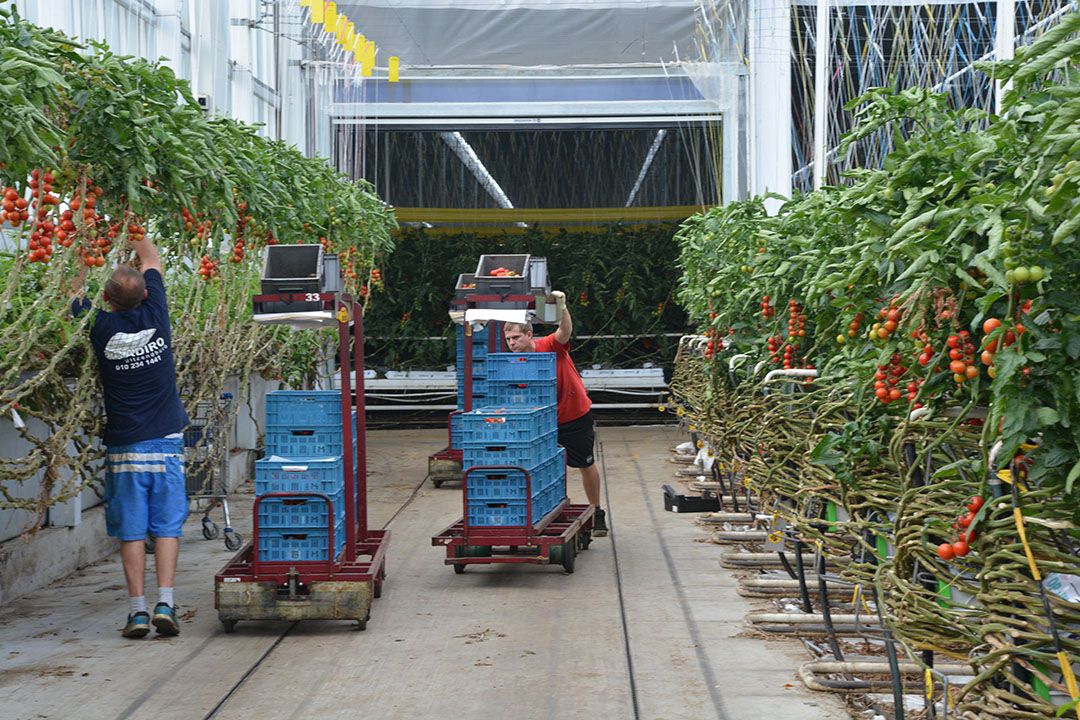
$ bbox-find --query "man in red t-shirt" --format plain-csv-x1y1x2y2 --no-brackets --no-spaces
503,291,607,536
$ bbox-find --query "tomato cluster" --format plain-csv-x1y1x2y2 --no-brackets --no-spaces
837,312,863,345
760,294,775,320
873,353,907,404
868,302,902,341
946,331,979,384
0,186,29,226
198,254,220,281
936,495,984,560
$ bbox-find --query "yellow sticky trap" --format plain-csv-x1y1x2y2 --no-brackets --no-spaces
767,531,782,544
743,477,752,488
924,668,934,701
388,56,400,82
311,0,324,23
687,424,697,432
323,2,337,30
997,469,1029,492
299,0,311,6
336,306,350,324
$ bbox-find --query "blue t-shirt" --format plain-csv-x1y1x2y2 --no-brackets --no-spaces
89,269,189,447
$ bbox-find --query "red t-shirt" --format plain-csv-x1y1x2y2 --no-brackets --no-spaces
534,334,592,425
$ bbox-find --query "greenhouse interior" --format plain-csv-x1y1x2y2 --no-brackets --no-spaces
0,0,1078,718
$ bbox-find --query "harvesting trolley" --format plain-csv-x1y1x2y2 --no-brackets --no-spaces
430,254,597,572
429,254,556,486
213,246,389,632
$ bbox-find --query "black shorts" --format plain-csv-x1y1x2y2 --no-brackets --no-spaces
558,410,595,468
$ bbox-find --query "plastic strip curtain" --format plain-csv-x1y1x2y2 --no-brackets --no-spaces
693,0,1076,193
789,0,1076,191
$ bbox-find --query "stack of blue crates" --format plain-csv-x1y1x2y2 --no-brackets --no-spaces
450,325,491,448
455,325,490,411
460,351,566,526
255,391,354,562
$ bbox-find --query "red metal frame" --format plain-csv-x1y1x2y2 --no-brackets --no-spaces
216,293,389,586
432,504,594,567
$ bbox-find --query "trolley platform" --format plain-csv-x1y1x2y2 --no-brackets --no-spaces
432,502,595,573
428,446,463,488
214,529,389,631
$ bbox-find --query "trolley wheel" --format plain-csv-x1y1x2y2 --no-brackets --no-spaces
221,619,237,633
144,533,156,555
224,530,243,551
578,531,592,551
453,563,466,574
356,619,367,631
561,540,576,573
374,576,383,598
432,478,445,488
202,517,220,540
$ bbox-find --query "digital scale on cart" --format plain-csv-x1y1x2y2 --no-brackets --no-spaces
213,245,389,632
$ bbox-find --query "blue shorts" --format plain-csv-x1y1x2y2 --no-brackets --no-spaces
104,437,188,541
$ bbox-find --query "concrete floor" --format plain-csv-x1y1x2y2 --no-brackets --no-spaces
0,426,847,720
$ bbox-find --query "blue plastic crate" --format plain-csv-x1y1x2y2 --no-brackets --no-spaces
255,456,344,496
455,325,489,351
467,499,530,527
456,360,488,380
265,412,357,457
534,482,567,520
257,491,346,529
449,412,463,448
463,430,557,469
487,353,556,382
456,377,489,396
265,391,343,428
466,485,563,527
460,405,557,444
487,379,556,407
456,391,488,411
465,449,564,501
258,520,345,562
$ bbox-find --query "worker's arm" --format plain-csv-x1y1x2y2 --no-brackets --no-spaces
551,291,571,345
132,235,162,275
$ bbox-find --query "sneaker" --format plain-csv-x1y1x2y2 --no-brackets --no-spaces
152,603,179,636
122,611,150,638
593,507,609,537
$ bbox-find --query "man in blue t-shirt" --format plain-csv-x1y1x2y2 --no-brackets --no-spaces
83,236,189,639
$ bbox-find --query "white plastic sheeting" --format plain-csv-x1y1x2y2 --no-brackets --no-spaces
337,0,704,66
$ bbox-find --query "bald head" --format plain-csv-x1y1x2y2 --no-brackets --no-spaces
104,266,147,311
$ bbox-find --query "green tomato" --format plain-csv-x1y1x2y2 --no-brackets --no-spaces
1004,256,1019,270
1013,266,1031,283
1005,269,1016,284
1001,243,1014,257
836,334,846,345
1027,265,1044,282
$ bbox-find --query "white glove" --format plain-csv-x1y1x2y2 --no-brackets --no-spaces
549,290,566,313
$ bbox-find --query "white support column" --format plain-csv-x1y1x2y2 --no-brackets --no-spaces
155,0,184,76
750,0,793,209
995,0,1015,113
813,0,829,190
